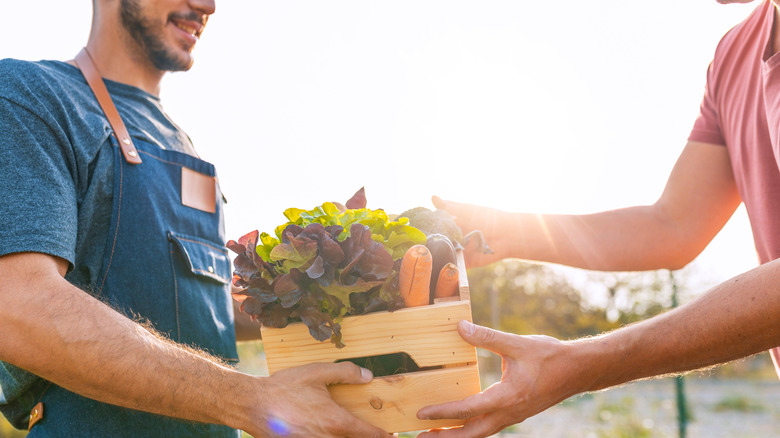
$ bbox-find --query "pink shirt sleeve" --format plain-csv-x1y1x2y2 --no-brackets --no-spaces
688,63,727,146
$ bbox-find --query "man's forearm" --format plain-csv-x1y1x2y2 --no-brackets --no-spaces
573,258,780,392
451,204,713,272
445,142,742,272
497,207,690,271
0,255,255,430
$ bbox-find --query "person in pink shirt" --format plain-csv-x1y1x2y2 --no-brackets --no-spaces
416,1,780,437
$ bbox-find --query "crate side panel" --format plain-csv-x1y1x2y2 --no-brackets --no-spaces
329,364,481,433
262,301,476,373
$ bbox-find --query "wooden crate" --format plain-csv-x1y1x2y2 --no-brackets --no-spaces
261,250,481,433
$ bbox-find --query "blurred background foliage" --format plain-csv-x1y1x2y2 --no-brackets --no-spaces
469,260,679,340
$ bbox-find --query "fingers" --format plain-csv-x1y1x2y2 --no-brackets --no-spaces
292,399,393,438
419,379,512,421
341,417,395,438
430,196,500,240
431,196,470,216
424,415,510,438
308,364,392,438
417,382,520,437
416,392,488,422
431,195,449,210
271,363,391,437
327,409,393,438
416,415,500,438
306,362,373,386
457,320,517,356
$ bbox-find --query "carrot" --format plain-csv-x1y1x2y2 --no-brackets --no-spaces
433,262,460,299
399,244,433,307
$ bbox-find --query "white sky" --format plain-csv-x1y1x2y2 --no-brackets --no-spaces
2,1,762,293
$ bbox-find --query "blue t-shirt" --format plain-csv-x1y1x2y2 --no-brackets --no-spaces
0,58,197,427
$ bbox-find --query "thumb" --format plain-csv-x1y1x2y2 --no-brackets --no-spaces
458,320,516,355
432,196,468,215
431,196,473,221
309,362,374,386
431,195,448,210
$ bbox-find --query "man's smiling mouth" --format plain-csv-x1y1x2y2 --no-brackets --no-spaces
171,19,203,39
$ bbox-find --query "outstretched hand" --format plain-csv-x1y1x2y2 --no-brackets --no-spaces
431,196,515,268
416,321,583,438
248,362,393,438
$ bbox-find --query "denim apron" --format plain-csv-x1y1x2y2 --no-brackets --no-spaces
27,50,240,437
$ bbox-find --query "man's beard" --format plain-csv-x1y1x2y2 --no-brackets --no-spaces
120,0,194,72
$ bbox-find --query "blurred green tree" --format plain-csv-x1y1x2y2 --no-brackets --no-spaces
467,260,685,340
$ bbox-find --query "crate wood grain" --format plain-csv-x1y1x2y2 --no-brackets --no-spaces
261,249,480,432
329,364,481,432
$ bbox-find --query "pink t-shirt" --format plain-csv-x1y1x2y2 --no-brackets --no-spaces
690,0,780,264
688,0,780,369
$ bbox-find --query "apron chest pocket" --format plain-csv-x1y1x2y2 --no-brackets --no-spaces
167,231,238,361
167,231,231,284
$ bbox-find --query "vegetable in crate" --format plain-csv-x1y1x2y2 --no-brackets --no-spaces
399,244,433,307
398,207,494,254
433,262,460,299
227,198,427,347
425,233,457,297
398,207,492,301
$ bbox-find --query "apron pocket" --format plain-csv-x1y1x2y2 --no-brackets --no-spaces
168,231,231,284
167,231,238,361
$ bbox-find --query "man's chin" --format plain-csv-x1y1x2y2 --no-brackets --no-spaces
150,50,195,72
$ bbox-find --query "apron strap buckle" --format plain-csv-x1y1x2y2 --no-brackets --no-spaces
28,402,44,430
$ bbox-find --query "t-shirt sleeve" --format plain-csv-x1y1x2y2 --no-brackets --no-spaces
688,62,726,146
0,96,78,266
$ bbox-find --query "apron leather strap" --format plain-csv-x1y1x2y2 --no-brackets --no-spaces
28,402,43,430
74,48,142,165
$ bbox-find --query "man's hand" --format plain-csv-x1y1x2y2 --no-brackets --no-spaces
247,362,393,438
431,196,515,268
416,321,583,438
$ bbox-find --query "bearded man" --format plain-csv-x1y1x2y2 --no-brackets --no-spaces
0,1,391,437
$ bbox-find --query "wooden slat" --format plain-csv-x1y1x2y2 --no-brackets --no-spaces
329,364,481,432
455,249,470,302
262,300,476,372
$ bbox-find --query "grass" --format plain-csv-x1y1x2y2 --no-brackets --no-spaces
592,395,656,438
595,395,636,420
595,417,654,438
713,394,766,413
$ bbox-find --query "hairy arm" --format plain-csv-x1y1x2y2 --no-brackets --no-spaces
436,141,741,271
0,252,390,437
418,258,780,437
0,252,250,426
584,258,780,388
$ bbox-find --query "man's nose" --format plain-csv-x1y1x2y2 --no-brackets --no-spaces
190,0,216,16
